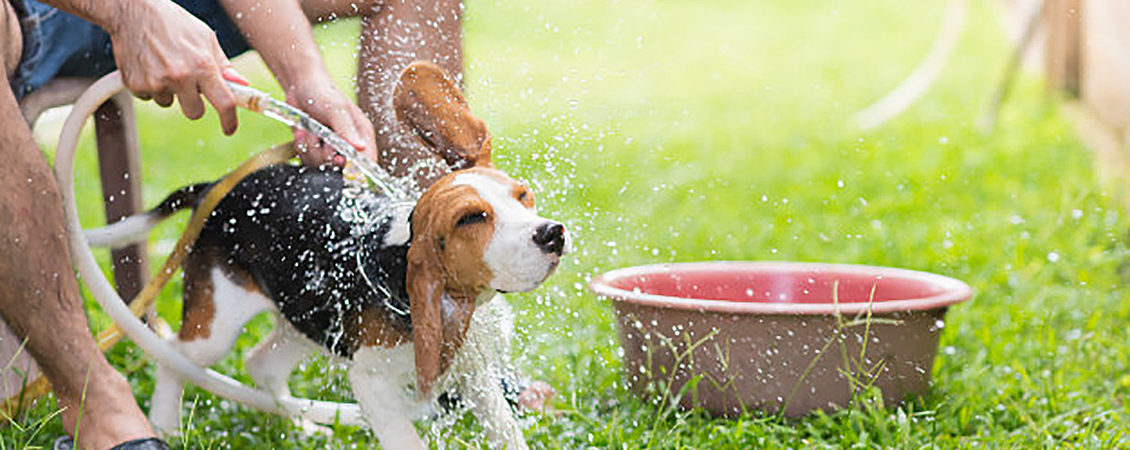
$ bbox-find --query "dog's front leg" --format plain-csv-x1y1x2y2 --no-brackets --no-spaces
350,346,426,449
461,362,529,450
455,297,528,449
149,362,186,435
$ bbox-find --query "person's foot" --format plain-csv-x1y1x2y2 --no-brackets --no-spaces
515,380,555,413
54,436,169,450
55,367,156,450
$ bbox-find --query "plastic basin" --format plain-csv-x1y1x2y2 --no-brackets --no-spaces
589,261,972,418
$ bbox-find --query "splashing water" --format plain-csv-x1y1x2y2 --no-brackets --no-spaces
226,82,414,201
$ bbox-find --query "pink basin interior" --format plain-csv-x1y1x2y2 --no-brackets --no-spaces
591,262,972,315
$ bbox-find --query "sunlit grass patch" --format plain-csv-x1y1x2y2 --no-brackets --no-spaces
7,0,1129,447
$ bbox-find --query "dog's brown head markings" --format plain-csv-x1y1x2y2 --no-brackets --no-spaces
394,61,493,171
396,61,508,396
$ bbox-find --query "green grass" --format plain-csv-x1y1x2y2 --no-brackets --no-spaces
6,0,1130,447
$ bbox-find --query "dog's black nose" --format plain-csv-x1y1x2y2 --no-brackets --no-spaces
533,222,566,255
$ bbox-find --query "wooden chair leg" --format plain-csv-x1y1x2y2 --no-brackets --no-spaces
94,93,148,302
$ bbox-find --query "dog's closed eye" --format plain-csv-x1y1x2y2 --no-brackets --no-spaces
456,211,489,227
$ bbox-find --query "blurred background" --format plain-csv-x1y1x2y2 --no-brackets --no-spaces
7,0,1129,447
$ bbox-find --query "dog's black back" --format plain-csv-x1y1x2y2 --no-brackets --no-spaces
191,164,413,357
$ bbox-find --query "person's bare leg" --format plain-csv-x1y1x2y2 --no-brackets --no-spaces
0,3,155,448
301,0,463,190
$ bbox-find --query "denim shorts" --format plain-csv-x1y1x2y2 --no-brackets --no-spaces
9,0,251,100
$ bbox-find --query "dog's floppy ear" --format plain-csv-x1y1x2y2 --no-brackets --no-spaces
394,61,493,170
406,205,476,397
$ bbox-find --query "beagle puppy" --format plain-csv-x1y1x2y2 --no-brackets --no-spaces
89,62,567,449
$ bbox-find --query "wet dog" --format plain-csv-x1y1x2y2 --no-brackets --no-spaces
88,62,568,449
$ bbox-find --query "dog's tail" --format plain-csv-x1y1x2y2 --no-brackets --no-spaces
85,183,213,248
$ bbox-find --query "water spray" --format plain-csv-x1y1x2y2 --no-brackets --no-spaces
225,82,411,201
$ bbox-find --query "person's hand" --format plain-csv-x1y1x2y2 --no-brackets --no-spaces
285,80,377,167
106,0,243,135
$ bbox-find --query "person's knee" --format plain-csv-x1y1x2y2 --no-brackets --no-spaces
1,0,22,79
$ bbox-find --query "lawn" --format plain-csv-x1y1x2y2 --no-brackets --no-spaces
5,0,1130,447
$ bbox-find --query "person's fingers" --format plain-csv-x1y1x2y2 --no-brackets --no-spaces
334,118,363,151
174,81,205,120
200,75,239,135
308,139,332,165
298,151,318,167
329,109,370,159
294,133,315,166
295,130,331,167
350,106,379,162
294,129,311,154
221,67,249,86
298,146,332,166
212,46,234,76
120,71,154,101
153,90,174,108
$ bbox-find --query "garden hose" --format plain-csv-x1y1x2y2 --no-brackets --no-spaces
3,71,370,426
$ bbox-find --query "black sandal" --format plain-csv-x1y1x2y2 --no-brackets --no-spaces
54,436,169,450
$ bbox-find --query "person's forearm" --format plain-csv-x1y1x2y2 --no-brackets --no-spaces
218,0,331,92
